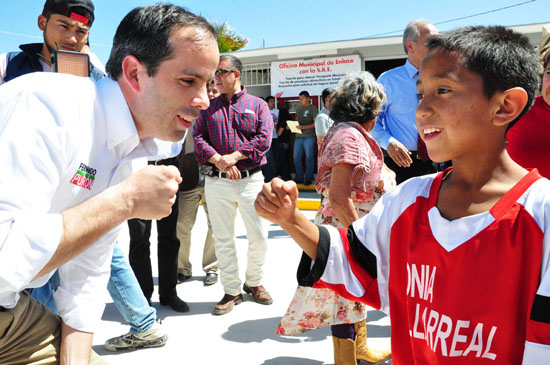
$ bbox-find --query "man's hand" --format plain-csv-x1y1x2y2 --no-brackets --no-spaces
255,178,298,225
387,140,413,167
122,165,182,220
35,164,182,279
225,166,242,181
216,152,241,171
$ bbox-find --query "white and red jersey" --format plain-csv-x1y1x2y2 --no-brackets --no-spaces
302,169,550,364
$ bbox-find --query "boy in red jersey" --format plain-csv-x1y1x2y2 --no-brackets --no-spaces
255,26,549,364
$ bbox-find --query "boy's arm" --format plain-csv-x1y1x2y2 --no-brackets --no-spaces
255,179,319,259
255,178,384,310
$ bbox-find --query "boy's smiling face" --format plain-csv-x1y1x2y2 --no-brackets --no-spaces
415,49,502,163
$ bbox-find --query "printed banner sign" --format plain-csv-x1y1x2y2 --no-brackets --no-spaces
270,55,361,98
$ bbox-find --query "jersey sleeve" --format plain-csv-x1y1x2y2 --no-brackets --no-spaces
523,182,550,362
296,196,393,313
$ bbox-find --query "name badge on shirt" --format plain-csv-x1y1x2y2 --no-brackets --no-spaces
69,163,97,190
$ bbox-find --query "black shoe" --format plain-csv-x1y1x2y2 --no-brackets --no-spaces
204,272,218,286
177,273,191,284
159,295,190,313
304,180,312,186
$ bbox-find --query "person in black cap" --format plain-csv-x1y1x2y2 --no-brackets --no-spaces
0,0,102,84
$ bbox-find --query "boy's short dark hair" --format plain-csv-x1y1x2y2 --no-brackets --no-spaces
299,90,310,98
106,4,215,79
543,52,550,71
265,96,275,103
425,26,539,127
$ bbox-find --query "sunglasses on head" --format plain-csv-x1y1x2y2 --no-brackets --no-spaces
215,69,237,77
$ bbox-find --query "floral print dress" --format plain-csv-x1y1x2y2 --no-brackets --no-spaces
277,122,395,335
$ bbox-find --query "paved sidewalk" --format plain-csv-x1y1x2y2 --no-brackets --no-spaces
93,208,392,364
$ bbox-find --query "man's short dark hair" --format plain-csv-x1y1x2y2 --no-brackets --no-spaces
321,87,336,104
265,96,275,103
219,54,243,73
105,4,215,79
425,26,539,127
299,90,310,98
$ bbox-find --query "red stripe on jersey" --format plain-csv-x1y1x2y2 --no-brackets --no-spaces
490,169,542,219
313,227,381,309
527,319,550,345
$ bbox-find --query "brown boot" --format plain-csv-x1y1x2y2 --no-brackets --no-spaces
354,319,392,363
332,336,357,365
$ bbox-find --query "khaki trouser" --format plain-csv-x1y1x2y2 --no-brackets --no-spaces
0,291,106,364
204,173,268,295
176,186,218,276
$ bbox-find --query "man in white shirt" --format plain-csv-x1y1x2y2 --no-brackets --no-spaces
0,4,218,364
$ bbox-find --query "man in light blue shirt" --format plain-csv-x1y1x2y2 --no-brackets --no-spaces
372,20,438,184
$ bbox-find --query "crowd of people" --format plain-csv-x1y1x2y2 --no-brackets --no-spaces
0,0,549,364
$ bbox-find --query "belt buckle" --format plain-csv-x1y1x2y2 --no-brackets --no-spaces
200,165,214,177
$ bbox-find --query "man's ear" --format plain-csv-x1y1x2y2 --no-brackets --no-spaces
121,55,145,94
38,15,47,31
234,70,241,80
405,40,414,55
492,87,528,127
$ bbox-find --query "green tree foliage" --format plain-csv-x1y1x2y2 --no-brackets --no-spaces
213,21,248,53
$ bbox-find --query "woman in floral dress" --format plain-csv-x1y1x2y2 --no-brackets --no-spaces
278,71,395,364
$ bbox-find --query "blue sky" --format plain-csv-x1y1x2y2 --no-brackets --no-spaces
1,0,548,65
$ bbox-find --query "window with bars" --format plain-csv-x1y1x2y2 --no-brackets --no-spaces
242,63,270,86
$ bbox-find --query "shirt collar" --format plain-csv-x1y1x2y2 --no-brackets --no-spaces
222,85,247,103
96,77,182,160
404,59,419,80
96,77,138,151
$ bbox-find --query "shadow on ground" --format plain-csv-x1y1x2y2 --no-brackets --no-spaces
261,357,324,365
222,316,331,344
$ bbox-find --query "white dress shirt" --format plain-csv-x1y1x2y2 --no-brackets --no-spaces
0,72,179,331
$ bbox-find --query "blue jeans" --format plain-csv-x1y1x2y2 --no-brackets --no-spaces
31,241,156,334
293,135,316,182
30,270,59,313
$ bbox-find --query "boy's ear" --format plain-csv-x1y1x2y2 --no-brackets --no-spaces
492,87,528,127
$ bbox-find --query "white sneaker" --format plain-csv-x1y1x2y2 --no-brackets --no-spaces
104,320,168,351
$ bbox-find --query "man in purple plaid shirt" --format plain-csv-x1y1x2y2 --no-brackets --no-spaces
193,54,274,315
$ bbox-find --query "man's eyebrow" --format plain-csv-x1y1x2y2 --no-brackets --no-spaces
180,69,211,82
56,19,89,31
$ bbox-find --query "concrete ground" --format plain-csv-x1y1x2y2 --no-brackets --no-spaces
92,202,392,365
